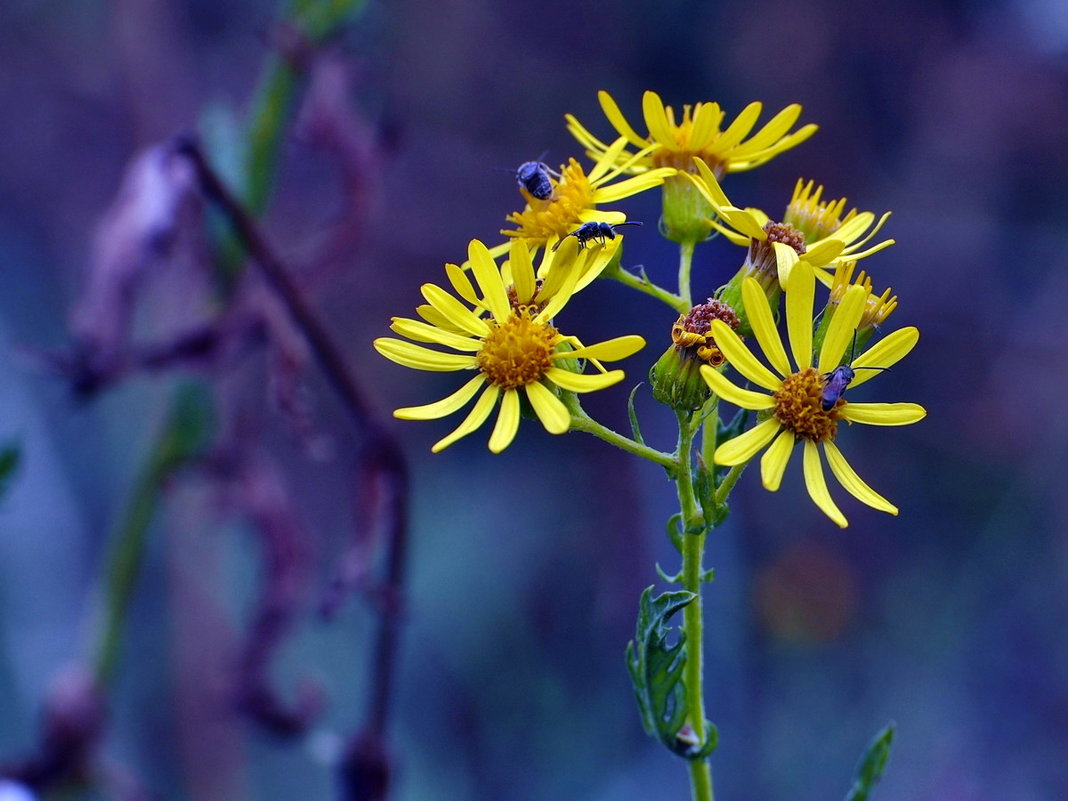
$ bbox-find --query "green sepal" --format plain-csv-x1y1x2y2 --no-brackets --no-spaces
844,722,895,801
627,384,646,446
626,587,695,754
0,442,20,499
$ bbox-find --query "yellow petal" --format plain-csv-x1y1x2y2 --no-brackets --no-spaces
803,238,846,266
850,327,919,387
691,158,732,206
736,104,802,151
728,124,818,172
823,440,898,515
642,91,677,148
421,284,490,337
599,90,648,149
840,402,926,426
565,113,613,155
545,366,623,393
687,100,725,150
415,303,459,332
714,101,762,150
760,428,795,491
535,255,580,322
742,278,790,376
467,240,510,321
587,136,629,182
488,389,520,453
395,375,485,420
709,319,782,391
720,206,769,242
445,262,479,306
714,417,780,465
509,241,536,304
561,335,645,362
817,285,867,373
573,239,621,292
700,365,774,410
802,441,848,528
785,260,815,369
773,242,800,290
525,381,570,434
389,318,482,351
431,385,499,452
593,171,670,203
374,338,477,372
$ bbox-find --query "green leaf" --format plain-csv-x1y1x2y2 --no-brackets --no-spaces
627,383,645,446
844,723,895,801
0,443,20,499
626,588,717,759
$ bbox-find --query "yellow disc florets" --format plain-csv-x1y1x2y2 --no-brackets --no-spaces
783,179,849,243
773,367,842,442
503,159,596,245
476,309,559,390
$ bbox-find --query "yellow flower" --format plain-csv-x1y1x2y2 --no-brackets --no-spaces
700,261,925,527
496,136,673,254
566,90,817,177
688,159,894,289
828,261,898,331
374,239,646,453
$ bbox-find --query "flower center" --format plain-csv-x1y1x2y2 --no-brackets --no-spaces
648,103,729,177
477,309,558,389
671,298,740,366
783,181,847,242
503,159,595,246
773,368,843,442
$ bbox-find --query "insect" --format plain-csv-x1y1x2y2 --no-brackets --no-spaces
820,333,889,411
514,160,560,200
551,221,644,251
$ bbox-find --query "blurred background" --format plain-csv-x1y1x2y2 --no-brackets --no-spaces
2,0,1068,799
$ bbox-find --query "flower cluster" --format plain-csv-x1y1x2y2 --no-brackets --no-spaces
374,89,924,526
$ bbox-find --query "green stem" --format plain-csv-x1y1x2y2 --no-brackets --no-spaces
713,462,747,507
93,386,213,687
675,411,714,801
678,240,696,309
604,263,688,313
567,403,675,471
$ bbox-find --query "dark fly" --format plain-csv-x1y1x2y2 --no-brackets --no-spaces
551,221,644,252
820,333,889,411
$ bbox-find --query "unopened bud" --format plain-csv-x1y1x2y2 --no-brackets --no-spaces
650,299,740,410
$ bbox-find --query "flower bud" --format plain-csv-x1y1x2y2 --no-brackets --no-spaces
813,262,898,359
660,173,715,245
650,298,740,410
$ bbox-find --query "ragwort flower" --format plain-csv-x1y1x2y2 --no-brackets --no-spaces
689,159,894,289
700,261,925,527
566,90,817,176
497,136,672,254
375,239,645,453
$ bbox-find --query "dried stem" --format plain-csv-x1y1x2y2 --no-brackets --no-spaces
176,135,408,799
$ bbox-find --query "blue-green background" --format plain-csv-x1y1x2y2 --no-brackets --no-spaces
2,0,1067,799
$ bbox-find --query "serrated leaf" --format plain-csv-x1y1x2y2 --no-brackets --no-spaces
0,443,20,499
844,723,895,801
627,383,645,445
627,587,694,751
